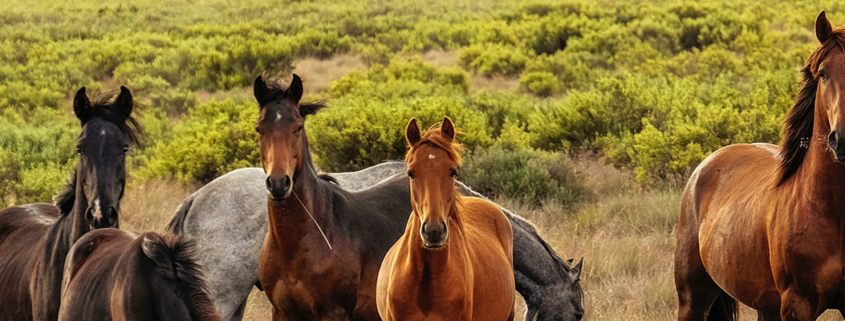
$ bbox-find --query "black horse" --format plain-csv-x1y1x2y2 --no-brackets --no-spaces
0,86,140,321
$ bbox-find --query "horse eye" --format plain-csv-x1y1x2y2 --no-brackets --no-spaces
255,127,261,134
76,147,82,155
297,125,304,132
407,172,415,179
450,169,458,178
122,146,129,155
820,71,828,80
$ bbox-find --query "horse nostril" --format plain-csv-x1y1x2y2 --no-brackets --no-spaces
265,177,273,193
830,131,839,150
283,176,292,190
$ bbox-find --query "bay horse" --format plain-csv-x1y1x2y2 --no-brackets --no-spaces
232,74,582,320
675,12,845,320
0,86,140,321
58,229,222,321
376,117,515,320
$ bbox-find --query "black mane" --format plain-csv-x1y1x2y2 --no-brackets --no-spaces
262,77,326,114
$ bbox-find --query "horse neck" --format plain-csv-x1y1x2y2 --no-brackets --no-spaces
55,173,91,246
796,103,845,212
266,139,334,253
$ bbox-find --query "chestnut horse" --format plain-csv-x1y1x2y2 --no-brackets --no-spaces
58,229,221,321
675,12,845,320
0,87,139,321
376,117,515,320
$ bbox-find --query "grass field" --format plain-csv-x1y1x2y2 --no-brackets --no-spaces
7,0,845,319
117,153,845,320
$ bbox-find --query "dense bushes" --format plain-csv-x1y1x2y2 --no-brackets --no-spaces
2,0,843,207
462,147,586,206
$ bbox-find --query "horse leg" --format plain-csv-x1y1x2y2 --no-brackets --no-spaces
779,288,817,321
756,309,781,321
675,224,735,319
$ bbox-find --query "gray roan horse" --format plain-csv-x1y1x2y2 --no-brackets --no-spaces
168,162,583,321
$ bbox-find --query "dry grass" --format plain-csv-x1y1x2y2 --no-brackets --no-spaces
120,178,195,233
294,54,367,93
120,164,845,320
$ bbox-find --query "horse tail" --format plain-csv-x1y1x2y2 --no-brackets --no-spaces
707,292,738,321
141,232,221,320
166,193,195,234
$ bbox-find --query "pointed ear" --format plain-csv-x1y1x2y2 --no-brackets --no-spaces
113,86,133,122
817,11,833,43
254,76,273,107
73,87,91,124
568,257,584,281
288,74,303,104
440,116,455,142
406,118,421,147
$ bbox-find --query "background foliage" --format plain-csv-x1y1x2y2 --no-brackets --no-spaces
1,0,843,207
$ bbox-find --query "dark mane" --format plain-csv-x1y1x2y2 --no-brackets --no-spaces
87,91,144,146
778,29,845,185
165,194,196,234
142,233,220,320
262,77,326,113
53,170,77,215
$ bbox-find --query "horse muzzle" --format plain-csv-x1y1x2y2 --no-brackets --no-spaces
266,175,292,201
86,205,118,229
420,221,448,248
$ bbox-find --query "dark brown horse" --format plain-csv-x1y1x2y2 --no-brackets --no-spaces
255,74,412,320
675,12,845,320
377,118,515,320
0,87,140,321
58,229,221,321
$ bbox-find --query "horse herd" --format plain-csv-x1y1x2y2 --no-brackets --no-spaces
4,10,845,321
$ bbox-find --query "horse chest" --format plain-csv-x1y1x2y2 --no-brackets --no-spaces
262,247,362,319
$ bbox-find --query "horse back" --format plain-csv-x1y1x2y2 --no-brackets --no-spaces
0,204,57,320
59,228,130,321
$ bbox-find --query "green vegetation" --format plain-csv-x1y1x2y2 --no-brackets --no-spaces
1,0,843,207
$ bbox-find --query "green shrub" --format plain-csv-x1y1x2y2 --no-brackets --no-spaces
458,43,529,76
461,146,586,206
138,99,260,184
519,71,562,96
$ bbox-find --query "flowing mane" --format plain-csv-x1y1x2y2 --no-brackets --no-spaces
778,28,845,185
52,90,144,214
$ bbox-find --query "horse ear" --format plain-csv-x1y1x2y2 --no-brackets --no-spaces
288,74,303,104
817,11,833,43
441,116,455,142
113,86,133,122
406,118,421,146
568,257,584,281
254,76,273,107
73,87,91,124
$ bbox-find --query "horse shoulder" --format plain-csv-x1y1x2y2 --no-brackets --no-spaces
459,197,513,253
